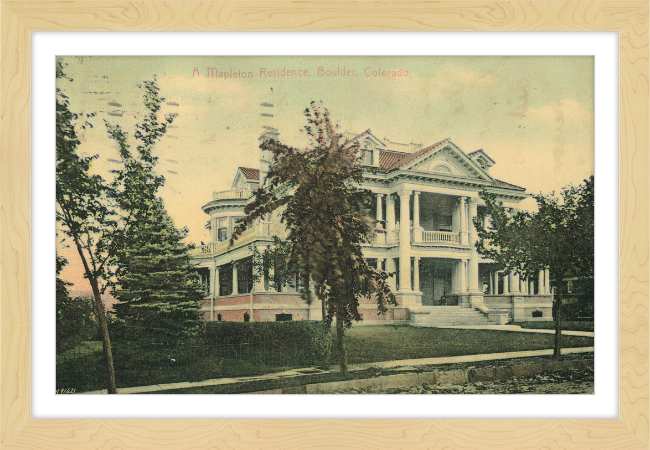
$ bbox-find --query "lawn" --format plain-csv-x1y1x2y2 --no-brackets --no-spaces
342,326,594,365
58,326,594,392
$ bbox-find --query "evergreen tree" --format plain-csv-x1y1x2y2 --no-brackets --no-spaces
233,102,396,376
106,79,203,342
475,175,594,359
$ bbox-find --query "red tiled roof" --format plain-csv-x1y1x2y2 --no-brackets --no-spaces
378,150,411,171
492,179,525,191
239,167,260,180
378,138,451,172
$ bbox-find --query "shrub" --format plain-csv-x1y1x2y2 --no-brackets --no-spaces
198,320,331,366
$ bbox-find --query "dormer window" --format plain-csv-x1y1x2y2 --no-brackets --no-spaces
361,141,376,166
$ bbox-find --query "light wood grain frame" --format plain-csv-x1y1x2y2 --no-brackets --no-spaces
1,2,647,449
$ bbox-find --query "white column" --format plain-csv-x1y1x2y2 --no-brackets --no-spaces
489,272,495,295
510,271,520,293
414,256,421,293
544,268,550,294
211,265,218,321
386,257,397,292
209,266,217,297
377,258,385,272
413,191,420,228
398,191,412,292
459,260,467,293
468,198,480,292
459,196,469,245
215,266,221,296
232,263,239,295
376,193,384,224
413,191,422,242
503,272,509,295
386,194,395,238
538,270,545,296
530,278,535,295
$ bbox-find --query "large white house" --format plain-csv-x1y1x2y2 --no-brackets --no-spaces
191,128,553,326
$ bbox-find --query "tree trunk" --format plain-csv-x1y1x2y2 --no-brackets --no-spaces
74,239,117,394
554,274,564,360
336,314,348,378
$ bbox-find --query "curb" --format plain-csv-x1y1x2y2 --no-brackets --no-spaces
253,358,594,394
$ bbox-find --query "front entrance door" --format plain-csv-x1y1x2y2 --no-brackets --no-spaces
419,259,454,305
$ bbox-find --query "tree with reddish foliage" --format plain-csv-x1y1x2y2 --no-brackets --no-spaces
233,102,396,376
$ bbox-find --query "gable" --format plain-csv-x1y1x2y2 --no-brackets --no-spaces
406,144,493,181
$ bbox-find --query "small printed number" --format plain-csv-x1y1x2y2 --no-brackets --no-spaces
56,388,76,394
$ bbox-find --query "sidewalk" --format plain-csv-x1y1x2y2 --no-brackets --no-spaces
81,345,594,395
428,324,595,338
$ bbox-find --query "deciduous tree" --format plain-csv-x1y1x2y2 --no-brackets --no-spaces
233,103,396,376
475,175,594,359
56,59,117,393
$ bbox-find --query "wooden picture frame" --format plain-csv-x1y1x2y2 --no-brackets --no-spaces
1,2,647,449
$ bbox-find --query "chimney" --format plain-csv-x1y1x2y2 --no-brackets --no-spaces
258,126,279,185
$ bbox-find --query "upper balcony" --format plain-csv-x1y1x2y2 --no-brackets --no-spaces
190,222,286,258
364,228,466,247
212,188,254,201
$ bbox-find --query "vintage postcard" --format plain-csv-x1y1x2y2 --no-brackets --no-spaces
55,55,594,395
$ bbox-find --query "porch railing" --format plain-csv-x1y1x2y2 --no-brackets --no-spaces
191,222,285,257
420,230,460,244
212,188,254,201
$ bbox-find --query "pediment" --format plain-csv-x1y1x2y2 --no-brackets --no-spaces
407,144,492,181
350,129,385,150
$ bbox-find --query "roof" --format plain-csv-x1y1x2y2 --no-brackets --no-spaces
492,179,525,191
238,167,260,180
377,138,451,172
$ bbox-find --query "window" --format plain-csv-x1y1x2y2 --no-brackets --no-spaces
216,217,229,242
219,263,233,296
362,141,374,166
276,313,293,322
362,150,373,165
237,257,254,294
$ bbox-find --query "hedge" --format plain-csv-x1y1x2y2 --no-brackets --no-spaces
198,320,331,366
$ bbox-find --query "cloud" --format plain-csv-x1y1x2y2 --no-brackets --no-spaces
526,99,593,124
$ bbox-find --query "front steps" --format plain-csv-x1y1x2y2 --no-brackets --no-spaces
410,306,501,326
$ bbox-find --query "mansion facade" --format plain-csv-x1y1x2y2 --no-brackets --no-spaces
191,129,553,326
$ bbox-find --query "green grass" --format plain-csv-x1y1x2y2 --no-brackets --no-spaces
57,326,594,393
515,321,594,332
341,326,594,364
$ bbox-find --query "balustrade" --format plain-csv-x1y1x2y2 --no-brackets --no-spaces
419,230,460,244
212,188,254,201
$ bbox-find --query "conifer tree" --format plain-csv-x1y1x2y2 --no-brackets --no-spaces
107,79,203,342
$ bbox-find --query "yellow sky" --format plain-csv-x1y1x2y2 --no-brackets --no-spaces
57,55,594,290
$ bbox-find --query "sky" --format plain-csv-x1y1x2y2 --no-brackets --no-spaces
56,55,594,290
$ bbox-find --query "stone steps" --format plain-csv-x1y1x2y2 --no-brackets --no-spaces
410,306,500,326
